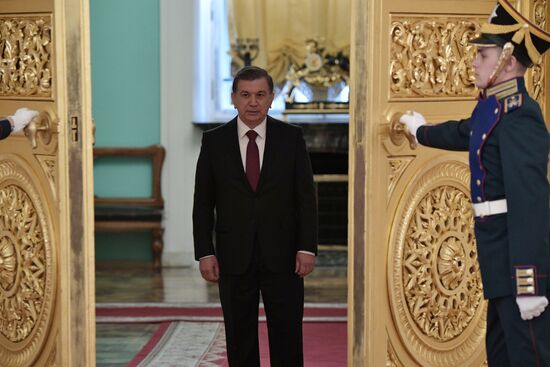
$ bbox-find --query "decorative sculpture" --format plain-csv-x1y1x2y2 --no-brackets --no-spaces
284,38,349,113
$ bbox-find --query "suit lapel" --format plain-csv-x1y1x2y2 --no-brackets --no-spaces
225,119,249,187
257,117,278,192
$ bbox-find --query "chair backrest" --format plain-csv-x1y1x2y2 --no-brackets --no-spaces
93,145,166,208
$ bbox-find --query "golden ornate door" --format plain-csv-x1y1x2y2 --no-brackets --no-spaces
0,0,95,366
349,0,548,366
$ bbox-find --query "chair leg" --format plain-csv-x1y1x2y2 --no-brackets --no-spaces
151,227,164,272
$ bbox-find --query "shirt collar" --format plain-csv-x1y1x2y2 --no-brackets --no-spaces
237,117,267,139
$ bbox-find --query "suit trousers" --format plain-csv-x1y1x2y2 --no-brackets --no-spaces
486,290,550,367
218,243,304,367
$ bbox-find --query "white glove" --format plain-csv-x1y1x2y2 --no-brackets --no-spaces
516,296,549,320
9,108,38,133
399,111,426,143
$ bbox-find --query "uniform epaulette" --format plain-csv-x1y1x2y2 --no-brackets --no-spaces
503,93,523,113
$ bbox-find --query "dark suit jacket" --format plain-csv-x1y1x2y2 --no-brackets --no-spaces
417,77,550,299
193,116,318,274
0,119,12,140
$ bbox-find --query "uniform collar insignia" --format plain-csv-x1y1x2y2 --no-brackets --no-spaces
485,77,525,99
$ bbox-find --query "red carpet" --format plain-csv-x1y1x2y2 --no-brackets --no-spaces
97,303,346,366
259,322,346,366
96,302,346,323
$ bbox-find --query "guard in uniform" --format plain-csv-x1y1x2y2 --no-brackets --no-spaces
400,1,550,365
0,108,38,140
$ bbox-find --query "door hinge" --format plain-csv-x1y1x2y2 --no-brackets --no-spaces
71,116,79,142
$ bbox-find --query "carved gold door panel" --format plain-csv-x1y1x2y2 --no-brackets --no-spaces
0,0,95,366
349,0,548,366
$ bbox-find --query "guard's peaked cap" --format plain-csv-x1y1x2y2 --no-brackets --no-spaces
470,0,550,67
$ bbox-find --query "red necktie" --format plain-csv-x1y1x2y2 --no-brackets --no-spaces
245,130,260,191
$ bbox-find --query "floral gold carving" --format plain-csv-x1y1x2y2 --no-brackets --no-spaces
389,162,486,366
386,341,403,367
534,0,547,36
404,186,481,341
36,155,57,200
41,158,55,181
390,16,482,98
0,160,55,367
531,0,546,104
46,345,56,366
532,64,544,102
0,184,46,342
388,157,413,200
0,15,52,97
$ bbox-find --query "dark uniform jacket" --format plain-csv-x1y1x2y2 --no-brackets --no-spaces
193,116,318,274
0,119,12,140
417,77,550,299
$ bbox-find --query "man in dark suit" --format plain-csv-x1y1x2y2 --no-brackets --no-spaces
0,108,38,140
400,1,550,365
193,66,318,366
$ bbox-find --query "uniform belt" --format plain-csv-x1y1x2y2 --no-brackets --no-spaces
472,199,507,217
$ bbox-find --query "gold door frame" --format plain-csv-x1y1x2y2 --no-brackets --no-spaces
349,0,549,366
59,1,96,365
0,0,95,366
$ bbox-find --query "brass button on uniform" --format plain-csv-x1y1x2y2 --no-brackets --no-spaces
477,196,482,202
477,149,480,156
494,108,499,114
476,179,481,186
482,134,487,140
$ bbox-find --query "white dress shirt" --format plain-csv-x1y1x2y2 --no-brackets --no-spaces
237,117,266,170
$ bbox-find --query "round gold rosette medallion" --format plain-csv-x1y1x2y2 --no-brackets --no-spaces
389,161,486,366
0,159,55,367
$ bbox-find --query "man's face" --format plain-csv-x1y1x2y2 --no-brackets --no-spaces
231,78,274,128
473,46,502,89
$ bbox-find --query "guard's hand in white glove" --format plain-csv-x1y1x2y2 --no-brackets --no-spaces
399,111,426,143
9,108,39,133
516,296,549,320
